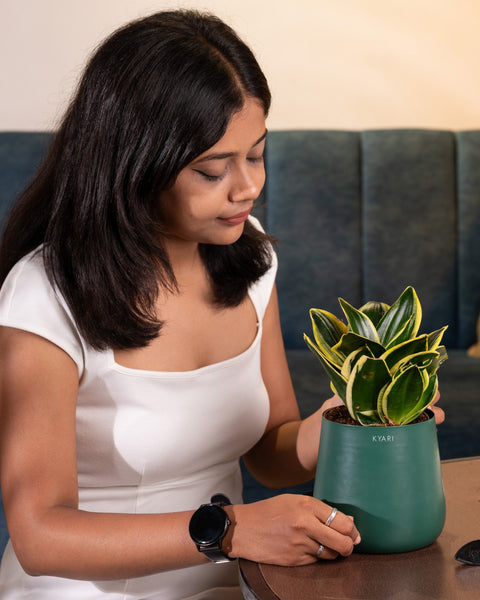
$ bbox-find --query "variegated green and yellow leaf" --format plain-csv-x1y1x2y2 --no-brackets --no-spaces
384,316,415,349
381,335,428,369
339,298,380,342
304,334,347,401
355,410,384,425
341,346,372,380
377,287,422,348
310,308,347,347
376,383,390,423
309,309,347,367
388,350,439,376
358,301,390,327
426,346,448,376
381,364,426,425
333,332,385,358
346,356,391,422
427,326,448,351
398,374,438,425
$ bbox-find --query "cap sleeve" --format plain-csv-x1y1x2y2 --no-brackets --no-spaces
0,250,85,378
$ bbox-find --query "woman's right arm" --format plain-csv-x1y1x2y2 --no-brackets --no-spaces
0,326,208,580
0,327,358,578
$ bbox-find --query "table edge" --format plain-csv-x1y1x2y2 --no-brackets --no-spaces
239,560,280,600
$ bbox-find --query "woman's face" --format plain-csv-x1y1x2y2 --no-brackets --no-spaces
158,97,267,247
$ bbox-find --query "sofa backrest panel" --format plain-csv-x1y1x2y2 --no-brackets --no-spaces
264,129,480,350
0,132,52,231
361,130,457,349
264,130,363,350
457,131,480,348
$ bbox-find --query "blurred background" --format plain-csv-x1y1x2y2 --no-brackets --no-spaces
1,0,480,131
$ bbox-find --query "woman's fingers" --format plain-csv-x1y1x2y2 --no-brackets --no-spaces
429,390,445,424
318,504,361,545
308,504,360,559
431,404,445,424
231,495,360,566
310,514,361,561
321,395,344,413
311,542,339,561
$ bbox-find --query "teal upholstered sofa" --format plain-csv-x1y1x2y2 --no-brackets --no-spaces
1,130,480,555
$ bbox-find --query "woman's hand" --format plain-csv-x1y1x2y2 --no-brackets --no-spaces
226,494,361,566
294,395,343,474
430,390,445,425
320,394,344,414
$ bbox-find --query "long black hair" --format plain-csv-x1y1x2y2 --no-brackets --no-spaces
0,10,273,350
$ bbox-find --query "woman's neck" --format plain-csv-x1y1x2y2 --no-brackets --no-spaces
162,236,205,289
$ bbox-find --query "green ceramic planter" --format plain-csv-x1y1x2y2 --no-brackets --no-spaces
314,408,445,553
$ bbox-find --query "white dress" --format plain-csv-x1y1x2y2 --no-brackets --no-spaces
0,223,277,599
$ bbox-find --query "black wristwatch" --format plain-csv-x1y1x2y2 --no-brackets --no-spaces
189,493,235,563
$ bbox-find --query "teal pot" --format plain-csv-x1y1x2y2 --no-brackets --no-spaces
314,408,445,553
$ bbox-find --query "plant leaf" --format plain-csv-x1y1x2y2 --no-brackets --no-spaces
333,332,385,358
427,326,448,351
341,346,372,380
356,410,384,425
381,365,425,425
358,301,390,327
384,315,415,349
377,287,422,347
376,383,390,423
346,356,392,423
381,335,429,370
304,334,347,401
338,298,380,342
310,308,347,347
426,346,448,376
388,350,439,376
308,309,347,367
398,374,438,425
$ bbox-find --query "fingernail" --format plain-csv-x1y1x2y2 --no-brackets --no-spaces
354,534,361,545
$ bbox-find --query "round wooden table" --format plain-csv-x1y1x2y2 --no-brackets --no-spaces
239,457,480,600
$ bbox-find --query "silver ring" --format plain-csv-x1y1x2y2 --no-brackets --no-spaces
325,507,338,527
316,544,325,558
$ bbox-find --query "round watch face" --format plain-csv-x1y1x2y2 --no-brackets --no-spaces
189,504,228,544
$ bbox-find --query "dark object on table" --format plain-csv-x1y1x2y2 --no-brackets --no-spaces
455,540,480,565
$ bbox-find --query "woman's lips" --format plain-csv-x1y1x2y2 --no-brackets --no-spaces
218,209,251,225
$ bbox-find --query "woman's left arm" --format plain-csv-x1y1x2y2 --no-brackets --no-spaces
243,285,338,488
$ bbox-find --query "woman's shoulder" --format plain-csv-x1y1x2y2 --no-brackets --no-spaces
0,247,85,376
4,245,46,275
0,246,59,304
0,247,49,301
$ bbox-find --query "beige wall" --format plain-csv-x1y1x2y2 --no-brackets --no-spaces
2,0,480,131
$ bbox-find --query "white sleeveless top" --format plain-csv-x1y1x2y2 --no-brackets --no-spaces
0,219,277,599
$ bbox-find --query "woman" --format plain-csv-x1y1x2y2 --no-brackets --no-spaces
0,9,370,599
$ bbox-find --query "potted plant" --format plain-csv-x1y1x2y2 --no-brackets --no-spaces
304,286,448,553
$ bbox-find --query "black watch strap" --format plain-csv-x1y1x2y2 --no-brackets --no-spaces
210,493,231,506
201,545,234,563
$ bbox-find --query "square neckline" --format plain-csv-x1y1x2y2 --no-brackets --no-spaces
109,290,262,378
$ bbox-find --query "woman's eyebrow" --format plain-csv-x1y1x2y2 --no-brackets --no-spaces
194,129,268,163
252,129,268,147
